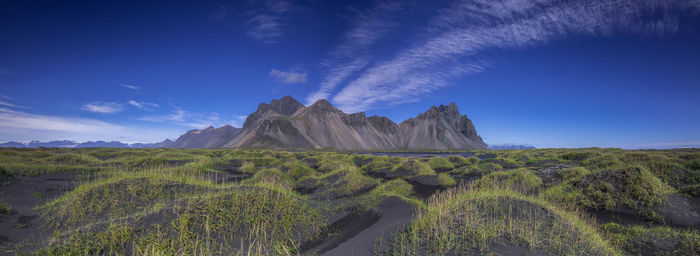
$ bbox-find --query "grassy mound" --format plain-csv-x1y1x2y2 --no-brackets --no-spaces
544,165,674,220
601,223,700,255
473,168,543,194
244,168,294,189
41,172,216,228
40,185,324,255
360,156,394,174
582,154,623,171
355,179,426,211
452,161,503,176
484,156,524,169
387,159,436,178
426,157,454,172
280,159,316,179
296,165,379,198
315,154,355,173
379,187,618,255
446,155,473,167
559,151,600,161
556,166,591,181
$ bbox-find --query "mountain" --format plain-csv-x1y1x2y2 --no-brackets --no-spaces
222,96,487,150
76,141,129,148
165,125,242,149
489,144,536,150
28,140,78,148
0,141,31,148
0,140,79,148
399,103,487,150
146,139,174,148
0,140,164,148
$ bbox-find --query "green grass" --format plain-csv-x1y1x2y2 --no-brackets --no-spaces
356,179,426,211
473,168,543,194
600,223,700,255
304,165,380,199
360,155,393,173
0,165,14,182
557,166,591,180
436,173,456,187
452,161,503,176
388,159,436,177
446,155,472,167
426,157,454,172
0,147,696,255
37,166,326,255
281,159,316,179
0,200,11,214
244,168,294,189
560,151,600,161
544,165,674,221
378,185,620,255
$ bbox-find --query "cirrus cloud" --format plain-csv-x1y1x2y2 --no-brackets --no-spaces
82,102,125,114
0,107,181,143
310,0,700,113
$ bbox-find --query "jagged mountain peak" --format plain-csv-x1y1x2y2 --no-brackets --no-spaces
400,102,486,150
270,95,304,116
306,99,341,114
421,103,461,118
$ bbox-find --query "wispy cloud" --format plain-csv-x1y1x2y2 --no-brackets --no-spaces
1,107,122,133
244,0,299,43
127,100,158,111
269,68,307,84
246,14,284,43
139,109,187,123
305,1,405,105
0,95,27,109
0,108,180,143
119,83,141,90
316,0,700,112
82,102,125,114
139,107,240,129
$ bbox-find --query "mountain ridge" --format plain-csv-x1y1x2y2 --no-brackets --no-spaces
221,96,487,150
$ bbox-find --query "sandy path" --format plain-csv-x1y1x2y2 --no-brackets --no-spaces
317,196,414,256
0,174,75,255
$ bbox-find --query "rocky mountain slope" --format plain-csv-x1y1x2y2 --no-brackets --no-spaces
222,96,487,150
165,125,242,149
399,103,486,150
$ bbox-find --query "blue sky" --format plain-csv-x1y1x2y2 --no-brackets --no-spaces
1,0,699,148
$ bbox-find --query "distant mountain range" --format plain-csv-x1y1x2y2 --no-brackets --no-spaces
0,140,148,148
489,144,536,150
1,96,490,150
